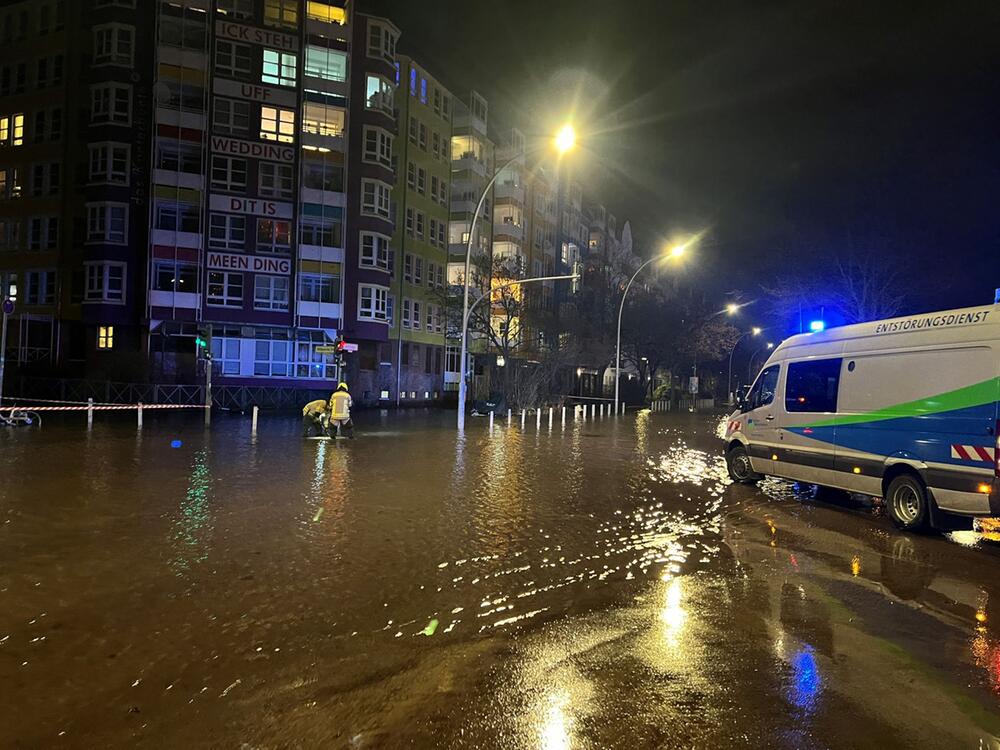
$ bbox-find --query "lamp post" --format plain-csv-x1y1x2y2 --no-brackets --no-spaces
727,326,761,405
748,342,775,381
613,241,690,413
457,125,576,431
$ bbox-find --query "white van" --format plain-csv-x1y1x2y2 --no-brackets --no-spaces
723,304,999,531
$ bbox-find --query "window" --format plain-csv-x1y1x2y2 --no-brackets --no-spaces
209,214,246,249
210,337,242,375
365,75,393,113
416,167,426,194
403,254,413,282
89,143,129,184
37,58,49,88
258,162,293,198
367,23,396,60
785,359,842,413
49,108,61,141
405,208,414,236
27,217,58,250
160,14,207,48
215,40,252,77
302,103,345,137
436,221,446,248
252,340,291,376
302,156,344,191
300,216,341,247
414,211,425,241
306,1,347,24
264,0,298,27
97,326,114,350
262,49,297,87
156,201,200,233
91,84,131,124
214,97,250,135
207,271,243,307
210,155,247,191
386,294,395,326
86,203,127,244
299,273,340,303
359,232,389,270
359,284,388,321
419,77,427,104
216,0,253,19
153,261,197,292
401,298,411,328
85,262,125,303
304,45,347,81
260,106,295,143
160,80,205,112
257,219,291,252
411,300,422,329
362,127,392,166
361,179,390,218
157,141,201,173
446,345,460,373
24,269,55,305
408,116,417,144
418,123,427,150
746,364,780,411
94,24,134,66
254,274,289,311
0,113,24,146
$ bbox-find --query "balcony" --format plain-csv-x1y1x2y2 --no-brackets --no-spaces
158,46,207,71
297,301,342,319
298,244,344,264
493,221,523,242
494,181,525,204
305,18,351,43
301,131,346,154
153,169,203,192
302,75,348,99
452,155,489,179
151,229,202,249
300,187,346,208
156,106,206,132
149,291,200,309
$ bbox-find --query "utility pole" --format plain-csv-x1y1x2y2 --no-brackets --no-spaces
197,324,213,425
0,298,12,405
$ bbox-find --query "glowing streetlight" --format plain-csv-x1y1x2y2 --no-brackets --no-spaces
726,303,739,316
613,237,695,413
752,326,762,336
554,124,576,154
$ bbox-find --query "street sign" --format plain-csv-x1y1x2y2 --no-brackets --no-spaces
688,376,699,394
315,345,337,354
340,342,358,353
1,298,13,315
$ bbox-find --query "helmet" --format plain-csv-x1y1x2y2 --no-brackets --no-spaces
337,382,348,391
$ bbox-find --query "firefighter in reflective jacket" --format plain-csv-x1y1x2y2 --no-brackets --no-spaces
328,382,354,438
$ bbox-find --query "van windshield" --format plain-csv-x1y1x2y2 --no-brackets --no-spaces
745,364,779,411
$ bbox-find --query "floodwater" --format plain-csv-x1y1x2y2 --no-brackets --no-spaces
3,409,1000,748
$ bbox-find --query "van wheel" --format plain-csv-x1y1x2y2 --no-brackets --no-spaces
885,474,930,531
727,445,762,484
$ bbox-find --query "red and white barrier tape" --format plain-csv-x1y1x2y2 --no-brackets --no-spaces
0,404,208,412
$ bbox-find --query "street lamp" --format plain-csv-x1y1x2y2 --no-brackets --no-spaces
613,238,692,414
456,124,576,431
727,326,762,405
748,342,775,380
726,303,739,316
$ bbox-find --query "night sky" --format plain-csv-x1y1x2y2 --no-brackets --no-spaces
371,0,1000,312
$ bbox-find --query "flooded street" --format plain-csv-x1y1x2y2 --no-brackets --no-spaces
3,409,1000,748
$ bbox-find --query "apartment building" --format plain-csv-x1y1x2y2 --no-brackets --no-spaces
386,54,452,404
0,0,154,380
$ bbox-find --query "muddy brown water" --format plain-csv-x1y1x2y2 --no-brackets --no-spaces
2,409,1000,748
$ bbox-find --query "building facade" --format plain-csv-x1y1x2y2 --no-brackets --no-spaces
386,54,451,404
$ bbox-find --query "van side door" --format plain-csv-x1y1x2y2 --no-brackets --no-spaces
742,363,782,475
778,358,843,485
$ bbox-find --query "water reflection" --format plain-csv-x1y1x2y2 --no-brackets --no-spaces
540,689,571,750
659,576,686,647
170,449,212,573
789,646,821,711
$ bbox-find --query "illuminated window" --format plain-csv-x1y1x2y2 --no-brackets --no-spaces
306,1,346,24
1,113,25,146
262,49,297,87
302,103,344,137
365,75,393,113
260,106,295,143
304,45,347,81
256,219,292,253
97,326,114,349
263,0,298,27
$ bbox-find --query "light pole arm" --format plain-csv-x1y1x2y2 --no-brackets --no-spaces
613,256,658,411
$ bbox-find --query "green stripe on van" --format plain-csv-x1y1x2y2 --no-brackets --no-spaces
801,376,1000,429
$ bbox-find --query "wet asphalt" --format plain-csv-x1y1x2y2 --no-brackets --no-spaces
2,408,1000,749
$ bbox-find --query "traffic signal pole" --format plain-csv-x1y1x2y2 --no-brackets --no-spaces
202,324,212,425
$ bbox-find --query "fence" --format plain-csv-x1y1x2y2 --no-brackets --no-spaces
4,377,332,412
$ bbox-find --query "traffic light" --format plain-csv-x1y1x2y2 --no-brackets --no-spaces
195,335,208,349
196,326,213,360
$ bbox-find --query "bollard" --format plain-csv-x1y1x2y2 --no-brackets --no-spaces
87,397,94,429
137,402,143,428
489,409,494,432
536,409,541,429
621,402,626,414
521,409,526,428
591,404,596,418
548,407,553,428
561,406,566,426
507,408,512,427
252,405,259,433
600,404,604,418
